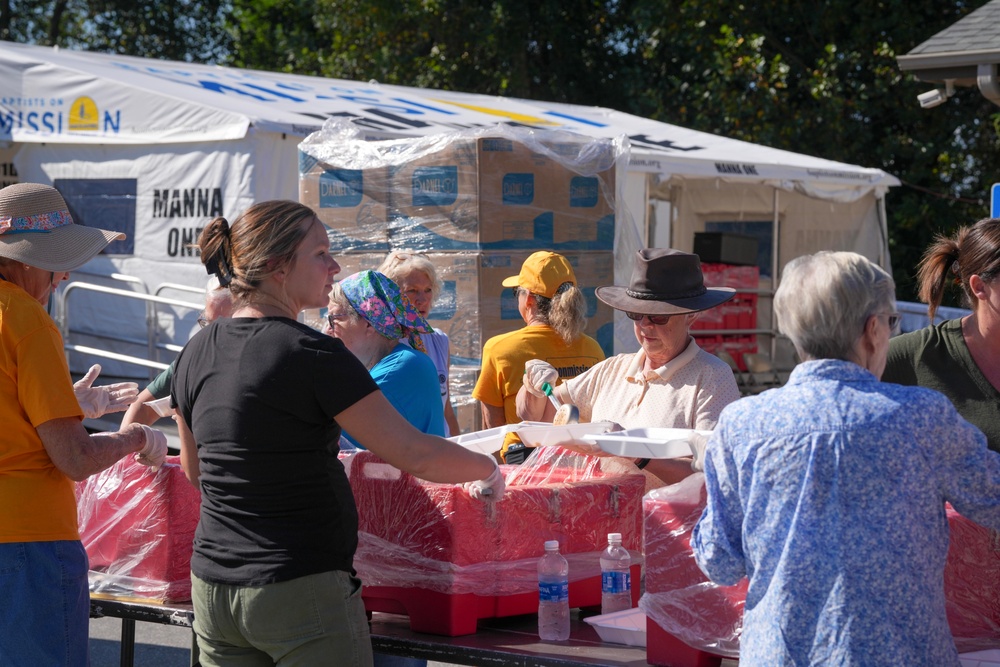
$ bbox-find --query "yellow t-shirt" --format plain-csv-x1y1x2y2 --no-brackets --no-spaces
0,281,85,542
472,325,605,460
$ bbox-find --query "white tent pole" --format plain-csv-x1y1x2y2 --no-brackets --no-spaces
771,187,781,360
877,194,891,270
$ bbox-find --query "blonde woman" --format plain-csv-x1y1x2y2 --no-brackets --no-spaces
378,250,460,436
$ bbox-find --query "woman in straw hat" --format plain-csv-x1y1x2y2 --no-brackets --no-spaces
326,270,445,448
172,200,504,666
518,248,740,485
473,250,605,463
0,182,168,665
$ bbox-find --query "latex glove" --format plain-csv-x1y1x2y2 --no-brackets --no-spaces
689,432,710,472
73,364,139,419
523,359,558,398
135,425,168,469
463,460,505,501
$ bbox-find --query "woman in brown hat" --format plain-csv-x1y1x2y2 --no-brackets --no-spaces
0,182,167,666
518,248,740,485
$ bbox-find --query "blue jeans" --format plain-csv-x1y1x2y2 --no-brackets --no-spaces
0,540,90,667
192,570,372,667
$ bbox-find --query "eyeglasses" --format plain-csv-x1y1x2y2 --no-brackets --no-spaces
327,312,350,329
883,313,901,334
625,312,671,325
197,312,209,329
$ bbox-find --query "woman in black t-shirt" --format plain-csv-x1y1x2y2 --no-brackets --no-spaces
172,200,504,667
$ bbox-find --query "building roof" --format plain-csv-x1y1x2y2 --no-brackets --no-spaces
897,0,1000,85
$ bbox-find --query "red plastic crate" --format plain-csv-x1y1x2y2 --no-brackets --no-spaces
76,455,199,603
350,449,646,635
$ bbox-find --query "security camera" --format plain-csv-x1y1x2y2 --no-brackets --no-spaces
918,88,949,109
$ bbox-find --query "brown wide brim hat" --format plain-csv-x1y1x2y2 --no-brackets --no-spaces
0,183,124,272
596,248,736,315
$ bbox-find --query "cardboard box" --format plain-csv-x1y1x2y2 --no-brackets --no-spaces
303,136,617,252
299,151,392,253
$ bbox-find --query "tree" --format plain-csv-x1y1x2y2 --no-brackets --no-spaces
618,0,1000,302
0,0,231,62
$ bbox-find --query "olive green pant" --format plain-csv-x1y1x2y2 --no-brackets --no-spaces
191,570,373,667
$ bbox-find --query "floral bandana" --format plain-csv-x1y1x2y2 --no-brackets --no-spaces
340,270,433,352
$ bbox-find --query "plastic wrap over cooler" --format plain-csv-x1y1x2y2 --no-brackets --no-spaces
640,473,746,660
349,446,645,596
945,504,1000,653
76,455,199,603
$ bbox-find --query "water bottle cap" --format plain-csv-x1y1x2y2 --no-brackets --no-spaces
544,540,559,550
608,532,622,543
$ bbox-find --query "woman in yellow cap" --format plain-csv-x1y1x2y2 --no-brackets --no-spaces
472,250,604,463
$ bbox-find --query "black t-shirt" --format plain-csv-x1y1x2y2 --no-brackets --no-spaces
172,317,378,585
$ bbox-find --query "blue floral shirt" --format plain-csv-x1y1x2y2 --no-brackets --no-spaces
692,359,1000,666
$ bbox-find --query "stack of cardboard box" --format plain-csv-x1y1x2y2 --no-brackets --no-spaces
299,129,621,433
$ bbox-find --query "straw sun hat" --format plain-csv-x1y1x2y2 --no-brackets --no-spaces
0,183,124,272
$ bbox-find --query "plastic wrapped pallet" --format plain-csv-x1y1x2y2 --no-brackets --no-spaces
76,455,199,603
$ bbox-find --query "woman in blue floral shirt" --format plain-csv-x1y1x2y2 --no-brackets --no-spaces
692,251,1000,666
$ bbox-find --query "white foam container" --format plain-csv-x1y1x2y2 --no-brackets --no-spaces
514,421,616,452
144,397,175,418
960,649,1000,667
583,607,647,647
584,427,712,459
447,424,520,455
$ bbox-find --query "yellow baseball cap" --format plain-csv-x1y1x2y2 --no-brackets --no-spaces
501,251,576,299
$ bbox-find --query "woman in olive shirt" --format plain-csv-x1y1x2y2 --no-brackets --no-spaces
882,217,1000,453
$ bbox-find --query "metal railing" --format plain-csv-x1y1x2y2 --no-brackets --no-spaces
56,279,202,379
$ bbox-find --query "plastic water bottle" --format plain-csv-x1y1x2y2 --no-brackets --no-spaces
600,532,632,615
537,540,570,641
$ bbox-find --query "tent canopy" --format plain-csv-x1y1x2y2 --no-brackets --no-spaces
1,42,898,193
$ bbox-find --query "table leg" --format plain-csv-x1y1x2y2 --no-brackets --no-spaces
119,618,136,667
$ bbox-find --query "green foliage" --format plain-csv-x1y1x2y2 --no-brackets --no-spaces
4,0,1000,303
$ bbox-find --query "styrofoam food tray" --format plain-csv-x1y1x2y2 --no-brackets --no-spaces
447,424,520,455
514,421,616,452
584,427,712,459
144,397,175,418
583,607,647,647
960,649,1000,667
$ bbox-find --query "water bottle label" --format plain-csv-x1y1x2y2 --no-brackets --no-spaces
601,571,631,594
539,580,569,603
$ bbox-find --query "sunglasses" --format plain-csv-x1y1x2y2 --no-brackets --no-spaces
884,313,901,333
625,311,671,325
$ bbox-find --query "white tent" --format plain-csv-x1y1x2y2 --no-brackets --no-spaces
0,42,900,375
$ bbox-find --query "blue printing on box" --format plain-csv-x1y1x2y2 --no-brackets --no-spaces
596,323,614,358
502,173,535,205
411,166,459,207
569,176,600,208
318,169,364,209
481,138,514,152
298,151,320,175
